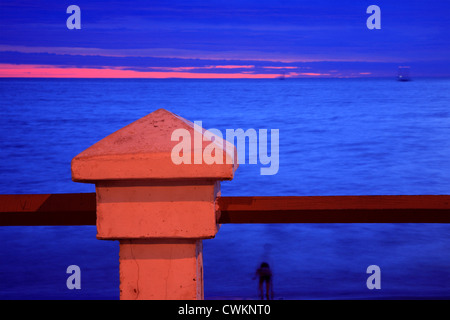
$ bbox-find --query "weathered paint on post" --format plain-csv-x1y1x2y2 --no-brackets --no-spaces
119,239,204,300
71,109,237,300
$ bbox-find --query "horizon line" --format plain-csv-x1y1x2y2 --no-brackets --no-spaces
2,76,449,79
1,63,448,79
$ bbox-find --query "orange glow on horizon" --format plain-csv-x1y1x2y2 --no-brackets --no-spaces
0,64,278,79
287,72,331,77
146,65,255,72
262,66,298,69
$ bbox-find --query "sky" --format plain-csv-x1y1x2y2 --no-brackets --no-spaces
0,0,449,78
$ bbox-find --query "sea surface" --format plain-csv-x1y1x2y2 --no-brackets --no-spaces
0,78,449,299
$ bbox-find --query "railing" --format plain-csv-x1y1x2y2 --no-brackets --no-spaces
1,193,450,226
1,108,449,300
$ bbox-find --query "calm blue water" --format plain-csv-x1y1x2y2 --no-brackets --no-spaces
0,78,449,299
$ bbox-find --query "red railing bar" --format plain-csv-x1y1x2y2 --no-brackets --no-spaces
0,194,449,226
217,195,450,223
0,193,96,226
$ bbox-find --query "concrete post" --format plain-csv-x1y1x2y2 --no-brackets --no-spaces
71,109,237,300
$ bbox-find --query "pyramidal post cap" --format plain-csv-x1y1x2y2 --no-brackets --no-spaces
71,108,238,182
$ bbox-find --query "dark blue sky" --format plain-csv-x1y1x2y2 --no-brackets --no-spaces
1,0,449,77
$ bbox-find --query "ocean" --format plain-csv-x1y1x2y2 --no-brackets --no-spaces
0,78,449,299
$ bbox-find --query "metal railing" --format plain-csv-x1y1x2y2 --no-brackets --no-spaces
1,193,449,226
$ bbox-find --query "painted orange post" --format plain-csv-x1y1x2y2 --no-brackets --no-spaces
71,109,237,300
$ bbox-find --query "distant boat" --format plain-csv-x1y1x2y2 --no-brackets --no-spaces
278,72,286,80
397,66,411,82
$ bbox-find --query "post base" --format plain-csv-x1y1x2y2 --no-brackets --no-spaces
119,239,204,300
